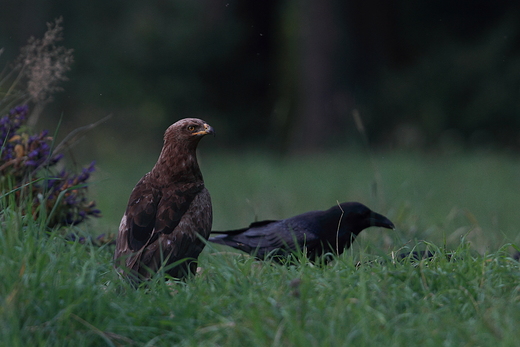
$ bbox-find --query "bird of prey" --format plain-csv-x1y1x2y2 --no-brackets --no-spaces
114,118,214,283
209,202,395,262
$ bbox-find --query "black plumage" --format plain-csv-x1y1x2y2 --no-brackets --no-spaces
209,202,395,262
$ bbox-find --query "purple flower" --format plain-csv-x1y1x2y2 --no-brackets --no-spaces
77,161,96,182
65,194,77,206
90,208,101,216
1,105,101,227
49,153,63,165
9,105,29,117
1,106,27,142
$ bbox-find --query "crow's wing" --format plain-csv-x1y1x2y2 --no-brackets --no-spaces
210,217,322,258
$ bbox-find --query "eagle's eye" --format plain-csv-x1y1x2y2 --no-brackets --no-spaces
187,125,196,132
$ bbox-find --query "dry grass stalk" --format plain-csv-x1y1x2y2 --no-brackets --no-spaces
15,17,74,126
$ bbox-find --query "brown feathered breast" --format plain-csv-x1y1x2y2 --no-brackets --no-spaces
114,118,214,283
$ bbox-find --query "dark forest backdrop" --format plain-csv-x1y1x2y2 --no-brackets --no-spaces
1,0,520,156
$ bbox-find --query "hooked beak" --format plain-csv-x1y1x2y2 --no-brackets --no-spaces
193,123,215,136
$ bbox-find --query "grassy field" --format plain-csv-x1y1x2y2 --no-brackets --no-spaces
94,150,520,252
2,150,520,346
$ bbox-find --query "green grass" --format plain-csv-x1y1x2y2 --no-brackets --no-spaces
2,151,520,346
94,150,520,250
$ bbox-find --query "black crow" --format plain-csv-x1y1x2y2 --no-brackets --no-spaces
209,202,395,262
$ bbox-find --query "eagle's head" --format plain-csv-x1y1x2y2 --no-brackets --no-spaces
164,118,214,145
155,118,214,179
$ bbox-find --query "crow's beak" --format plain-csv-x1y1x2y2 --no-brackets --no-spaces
370,212,395,230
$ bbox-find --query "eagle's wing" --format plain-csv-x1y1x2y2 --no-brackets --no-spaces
139,187,212,278
114,174,157,269
114,176,209,279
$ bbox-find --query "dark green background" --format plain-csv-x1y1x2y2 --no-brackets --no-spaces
1,0,520,157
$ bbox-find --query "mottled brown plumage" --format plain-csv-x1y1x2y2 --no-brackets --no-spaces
114,118,214,283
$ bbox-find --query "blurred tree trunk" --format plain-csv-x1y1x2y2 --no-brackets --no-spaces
287,0,340,153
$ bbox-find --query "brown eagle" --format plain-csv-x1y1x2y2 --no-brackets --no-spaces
114,118,214,283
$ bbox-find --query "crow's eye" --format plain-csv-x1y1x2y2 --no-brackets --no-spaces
188,125,195,132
